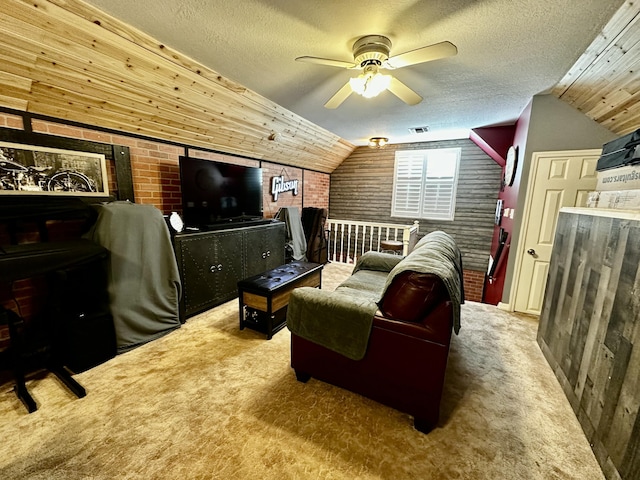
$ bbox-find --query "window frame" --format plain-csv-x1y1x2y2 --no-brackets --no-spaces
391,147,461,221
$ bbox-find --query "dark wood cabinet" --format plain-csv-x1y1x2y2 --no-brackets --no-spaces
174,221,285,320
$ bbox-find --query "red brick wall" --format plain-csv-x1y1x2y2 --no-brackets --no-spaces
0,114,332,340
0,112,23,129
463,269,485,302
304,170,330,212
31,119,186,212
129,141,184,211
3,115,332,217
262,162,303,218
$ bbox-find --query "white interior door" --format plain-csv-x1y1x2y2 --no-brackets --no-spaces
513,150,600,315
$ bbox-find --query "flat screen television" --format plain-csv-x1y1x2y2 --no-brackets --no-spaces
179,156,263,228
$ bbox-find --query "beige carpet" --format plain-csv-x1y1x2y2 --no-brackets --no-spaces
0,262,604,479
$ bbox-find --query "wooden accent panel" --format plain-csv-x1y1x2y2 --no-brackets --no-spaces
329,139,502,272
552,2,640,135
271,271,322,312
242,291,268,311
538,210,640,480
0,0,354,173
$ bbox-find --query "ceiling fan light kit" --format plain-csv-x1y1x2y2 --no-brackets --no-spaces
368,137,389,148
296,35,457,109
349,63,391,98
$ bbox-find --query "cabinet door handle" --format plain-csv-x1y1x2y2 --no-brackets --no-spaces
210,264,223,272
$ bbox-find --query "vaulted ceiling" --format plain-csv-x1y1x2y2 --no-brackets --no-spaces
0,0,638,173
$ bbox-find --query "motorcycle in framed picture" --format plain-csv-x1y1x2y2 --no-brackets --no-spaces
0,141,109,197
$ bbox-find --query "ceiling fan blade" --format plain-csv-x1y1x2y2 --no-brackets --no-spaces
385,41,457,69
387,77,422,105
295,56,356,69
324,82,353,109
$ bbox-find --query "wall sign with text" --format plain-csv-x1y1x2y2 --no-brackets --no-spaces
271,175,299,201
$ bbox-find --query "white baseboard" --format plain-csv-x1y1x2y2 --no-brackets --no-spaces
497,302,513,312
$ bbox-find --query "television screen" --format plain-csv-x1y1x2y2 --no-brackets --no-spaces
179,156,263,227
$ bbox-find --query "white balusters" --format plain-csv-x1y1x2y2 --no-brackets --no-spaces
325,219,419,264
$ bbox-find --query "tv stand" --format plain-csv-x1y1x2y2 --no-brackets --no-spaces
199,217,275,232
173,221,286,320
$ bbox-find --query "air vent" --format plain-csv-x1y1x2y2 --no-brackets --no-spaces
409,126,430,134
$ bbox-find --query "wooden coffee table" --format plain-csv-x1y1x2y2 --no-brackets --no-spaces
238,261,323,339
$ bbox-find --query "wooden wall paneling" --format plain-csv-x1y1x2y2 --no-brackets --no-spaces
0,0,355,173
329,139,502,272
44,0,353,155
538,210,640,480
552,2,640,135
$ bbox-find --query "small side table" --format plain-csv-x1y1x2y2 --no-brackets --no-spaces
238,261,323,339
380,239,404,255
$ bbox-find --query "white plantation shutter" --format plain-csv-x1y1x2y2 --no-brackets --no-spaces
392,152,424,217
392,148,460,220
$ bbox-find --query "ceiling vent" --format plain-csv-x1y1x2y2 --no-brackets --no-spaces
409,126,430,134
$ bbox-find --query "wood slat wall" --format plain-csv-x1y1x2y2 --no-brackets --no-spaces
553,1,640,135
538,210,640,480
329,139,502,272
0,0,354,173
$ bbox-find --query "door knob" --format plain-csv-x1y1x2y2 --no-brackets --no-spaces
527,248,536,256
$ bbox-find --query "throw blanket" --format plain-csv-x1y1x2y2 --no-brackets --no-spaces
287,270,384,361
352,250,404,274
381,230,464,334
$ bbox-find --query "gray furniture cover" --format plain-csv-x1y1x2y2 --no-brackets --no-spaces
84,201,181,352
275,206,307,261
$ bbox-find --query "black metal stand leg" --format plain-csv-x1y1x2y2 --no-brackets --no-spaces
4,308,38,413
49,365,86,398
13,373,37,413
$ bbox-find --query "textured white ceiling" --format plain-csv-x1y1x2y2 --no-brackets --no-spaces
84,0,625,145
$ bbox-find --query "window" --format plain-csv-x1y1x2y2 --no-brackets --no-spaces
391,148,461,221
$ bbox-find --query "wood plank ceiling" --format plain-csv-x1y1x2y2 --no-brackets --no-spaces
0,0,354,173
553,1,640,135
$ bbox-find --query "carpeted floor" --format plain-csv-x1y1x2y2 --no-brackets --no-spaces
0,262,604,479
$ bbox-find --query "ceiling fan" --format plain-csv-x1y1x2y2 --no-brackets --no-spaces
296,35,457,109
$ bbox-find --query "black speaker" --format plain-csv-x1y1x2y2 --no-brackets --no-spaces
49,259,116,373
59,311,116,373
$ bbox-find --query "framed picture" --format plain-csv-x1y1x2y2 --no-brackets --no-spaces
0,141,109,196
